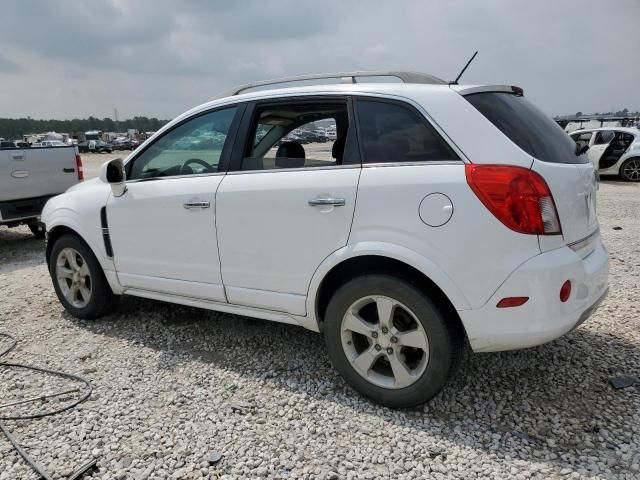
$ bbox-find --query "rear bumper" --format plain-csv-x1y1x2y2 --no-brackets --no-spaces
460,239,609,352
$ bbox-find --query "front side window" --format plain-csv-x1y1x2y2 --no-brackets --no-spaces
128,107,237,180
242,101,355,171
355,99,458,164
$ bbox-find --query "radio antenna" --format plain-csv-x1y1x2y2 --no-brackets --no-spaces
450,51,478,85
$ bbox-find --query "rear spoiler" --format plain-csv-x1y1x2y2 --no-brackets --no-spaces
450,85,524,96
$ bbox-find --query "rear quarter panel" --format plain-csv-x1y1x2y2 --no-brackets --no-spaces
348,164,542,310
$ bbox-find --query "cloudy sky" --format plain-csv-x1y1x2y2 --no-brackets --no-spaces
1,0,638,120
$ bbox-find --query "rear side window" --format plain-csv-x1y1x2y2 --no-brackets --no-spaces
466,92,587,164
594,131,615,145
355,99,459,164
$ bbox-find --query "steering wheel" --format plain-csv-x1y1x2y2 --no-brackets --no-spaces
180,158,213,175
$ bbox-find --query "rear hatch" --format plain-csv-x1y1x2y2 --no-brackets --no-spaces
462,88,598,246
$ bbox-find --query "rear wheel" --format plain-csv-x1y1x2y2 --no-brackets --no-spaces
49,234,117,319
620,157,640,182
324,274,462,408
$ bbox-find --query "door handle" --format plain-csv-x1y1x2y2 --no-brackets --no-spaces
10,153,24,160
183,201,210,209
308,197,346,207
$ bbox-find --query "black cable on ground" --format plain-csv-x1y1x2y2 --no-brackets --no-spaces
0,332,97,479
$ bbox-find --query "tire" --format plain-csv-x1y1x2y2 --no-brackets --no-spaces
27,221,45,239
620,157,640,182
324,274,462,408
48,234,117,319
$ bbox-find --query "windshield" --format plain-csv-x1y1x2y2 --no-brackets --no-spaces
465,92,588,164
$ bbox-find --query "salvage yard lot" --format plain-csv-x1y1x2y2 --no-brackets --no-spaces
0,169,638,479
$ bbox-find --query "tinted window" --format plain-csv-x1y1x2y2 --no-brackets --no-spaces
466,92,587,164
594,131,615,145
128,107,237,180
242,101,355,170
356,100,458,164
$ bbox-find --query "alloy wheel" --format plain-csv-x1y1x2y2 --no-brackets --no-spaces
622,158,640,181
55,248,92,308
340,295,430,389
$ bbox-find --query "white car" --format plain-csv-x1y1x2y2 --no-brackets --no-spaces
570,127,640,181
42,71,609,407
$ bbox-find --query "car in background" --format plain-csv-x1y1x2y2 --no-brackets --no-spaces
113,138,133,150
78,140,113,153
34,140,68,147
313,130,329,142
1,143,83,237
570,127,640,181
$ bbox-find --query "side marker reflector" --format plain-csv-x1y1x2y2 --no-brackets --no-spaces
496,297,529,308
560,280,572,302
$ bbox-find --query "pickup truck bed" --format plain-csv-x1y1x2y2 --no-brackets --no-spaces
0,145,82,237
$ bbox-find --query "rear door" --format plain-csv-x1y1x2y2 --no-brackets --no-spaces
464,90,598,245
215,97,360,315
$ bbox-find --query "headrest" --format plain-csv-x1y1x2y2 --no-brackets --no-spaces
275,141,305,168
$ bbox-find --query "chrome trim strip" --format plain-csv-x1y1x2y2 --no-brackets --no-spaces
226,164,359,175
362,160,464,168
568,228,600,252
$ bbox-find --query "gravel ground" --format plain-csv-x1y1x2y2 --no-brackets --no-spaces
0,178,638,480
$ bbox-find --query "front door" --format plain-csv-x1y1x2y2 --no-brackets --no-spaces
216,98,360,315
587,130,614,170
107,105,240,301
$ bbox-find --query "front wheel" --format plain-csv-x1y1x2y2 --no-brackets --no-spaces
324,274,462,408
49,234,117,319
620,157,640,182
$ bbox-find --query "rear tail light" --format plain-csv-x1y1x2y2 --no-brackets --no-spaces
465,164,561,235
75,153,84,181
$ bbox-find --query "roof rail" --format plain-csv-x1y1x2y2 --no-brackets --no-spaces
215,71,446,98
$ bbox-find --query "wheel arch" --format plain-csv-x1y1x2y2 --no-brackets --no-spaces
311,248,469,341
46,225,82,264
46,222,123,295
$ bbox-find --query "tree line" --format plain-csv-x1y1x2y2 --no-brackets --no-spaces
572,108,639,118
0,116,169,140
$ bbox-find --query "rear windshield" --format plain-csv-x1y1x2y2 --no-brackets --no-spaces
465,92,587,164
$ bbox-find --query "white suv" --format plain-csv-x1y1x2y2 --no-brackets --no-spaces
42,72,609,407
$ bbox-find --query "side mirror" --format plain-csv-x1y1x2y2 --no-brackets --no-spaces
99,158,127,197
579,144,589,155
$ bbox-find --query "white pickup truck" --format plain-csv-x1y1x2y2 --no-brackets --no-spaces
0,145,83,237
